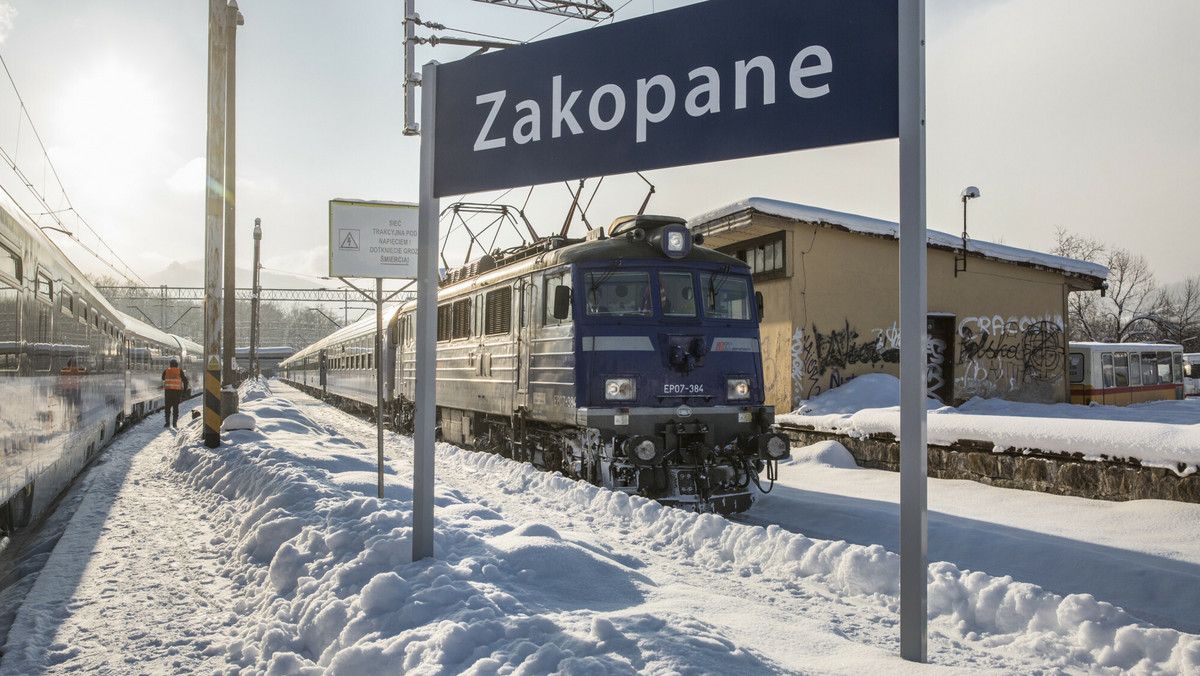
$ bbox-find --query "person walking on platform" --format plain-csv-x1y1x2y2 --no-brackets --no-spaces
162,358,189,427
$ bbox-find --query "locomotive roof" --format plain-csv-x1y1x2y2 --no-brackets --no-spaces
437,218,747,297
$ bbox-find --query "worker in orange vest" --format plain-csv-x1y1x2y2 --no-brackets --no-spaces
161,358,189,428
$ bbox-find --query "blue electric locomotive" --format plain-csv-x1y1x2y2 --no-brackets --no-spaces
281,214,789,514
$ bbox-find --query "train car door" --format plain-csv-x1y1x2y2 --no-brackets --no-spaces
515,275,533,410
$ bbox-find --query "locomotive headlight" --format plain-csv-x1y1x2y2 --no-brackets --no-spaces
757,433,791,460
727,377,751,400
605,377,636,400
659,226,691,259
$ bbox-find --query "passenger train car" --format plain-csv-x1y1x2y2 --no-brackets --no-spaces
281,215,790,514
0,194,201,532
1068,341,1184,405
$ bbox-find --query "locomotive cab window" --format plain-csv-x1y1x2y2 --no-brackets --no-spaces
544,272,572,325
584,271,651,317
699,272,753,321
659,272,697,318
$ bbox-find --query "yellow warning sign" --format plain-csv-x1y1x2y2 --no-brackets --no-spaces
208,355,220,369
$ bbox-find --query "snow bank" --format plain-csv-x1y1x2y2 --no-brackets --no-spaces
781,374,1200,471
162,379,1198,674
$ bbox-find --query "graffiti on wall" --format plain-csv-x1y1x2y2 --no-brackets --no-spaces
792,321,902,404
956,314,1064,399
927,336,947,401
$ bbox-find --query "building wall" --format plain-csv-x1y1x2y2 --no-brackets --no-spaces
721,213,1071,412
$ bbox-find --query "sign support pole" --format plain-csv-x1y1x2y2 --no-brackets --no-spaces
375,276,384,498
898,0,928,662
413,60,439,561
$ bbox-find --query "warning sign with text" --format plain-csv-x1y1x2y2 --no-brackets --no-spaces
329,199,420,279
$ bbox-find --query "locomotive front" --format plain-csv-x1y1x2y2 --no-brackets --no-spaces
566,216,789,514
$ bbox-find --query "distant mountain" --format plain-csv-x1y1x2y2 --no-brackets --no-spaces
144,260,329,290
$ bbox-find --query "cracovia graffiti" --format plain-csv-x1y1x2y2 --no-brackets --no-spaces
956,314,1064,399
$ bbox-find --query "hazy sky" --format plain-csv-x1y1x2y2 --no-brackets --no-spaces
0,0,1197,288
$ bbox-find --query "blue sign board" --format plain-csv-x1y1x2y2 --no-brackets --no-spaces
433,0,898,197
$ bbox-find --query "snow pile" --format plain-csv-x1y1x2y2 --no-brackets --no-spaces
155,379,1199,673
781,374,1200,471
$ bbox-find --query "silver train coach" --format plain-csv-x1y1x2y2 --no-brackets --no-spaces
0,193,201,532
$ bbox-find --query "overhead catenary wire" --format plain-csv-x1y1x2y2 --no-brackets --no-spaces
0,51,146,286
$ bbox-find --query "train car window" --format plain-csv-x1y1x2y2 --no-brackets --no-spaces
485,287,512,335
452,298,471,339
36,270,52,302
0,242,19,282
1174,352,1183,384
659,272,697,317
584,271,650,317
1100,352,1114,388
1113,352,1129,387
1157,351,1172,384
1129,352,1142,386
1068,353,1084,383
698,272,752,320
60,291,74,316
1140,352,1157,385
0,283,17,370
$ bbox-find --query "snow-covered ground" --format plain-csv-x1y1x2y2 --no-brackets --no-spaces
1,378,1198,674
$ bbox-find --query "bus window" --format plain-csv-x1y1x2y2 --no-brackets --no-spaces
1101,352,1114,388
1173,352,1183,384
1068,353,1084,383
1113,352,1129,387
1158,351,1173,384
1141,352,1157,385
1129,353,1143,386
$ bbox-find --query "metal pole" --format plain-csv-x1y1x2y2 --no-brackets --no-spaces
413,60,439,561
899,0,928,662
251,217,262,378
223,1,243,414
376,277,385,499
403,0,420,136
203,0,228,448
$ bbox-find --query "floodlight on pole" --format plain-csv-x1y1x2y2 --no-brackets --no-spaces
955,186,980,277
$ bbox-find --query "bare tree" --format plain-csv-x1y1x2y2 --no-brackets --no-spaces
1053,228,1107,341
1153,277,1200,351
1053,229,1161,343
1103,248,1159,342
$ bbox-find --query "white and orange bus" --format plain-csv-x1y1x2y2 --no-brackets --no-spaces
1183,353,1200,398
1068,342,1184,406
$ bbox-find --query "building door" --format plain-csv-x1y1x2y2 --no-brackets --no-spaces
926,315,954,403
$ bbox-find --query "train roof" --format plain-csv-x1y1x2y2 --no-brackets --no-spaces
435,215,746,298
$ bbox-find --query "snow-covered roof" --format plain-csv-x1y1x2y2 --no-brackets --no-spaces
688,197,1109,282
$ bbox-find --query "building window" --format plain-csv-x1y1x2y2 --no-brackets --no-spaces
724,231,785,282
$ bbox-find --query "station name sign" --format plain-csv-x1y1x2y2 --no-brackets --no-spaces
329,199,420,279
433,0,898,197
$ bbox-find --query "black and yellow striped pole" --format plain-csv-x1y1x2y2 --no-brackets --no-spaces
202,0,227,449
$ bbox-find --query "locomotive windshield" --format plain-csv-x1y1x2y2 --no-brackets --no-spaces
585,270,652,316
583,268,752,320
699,272,753,320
